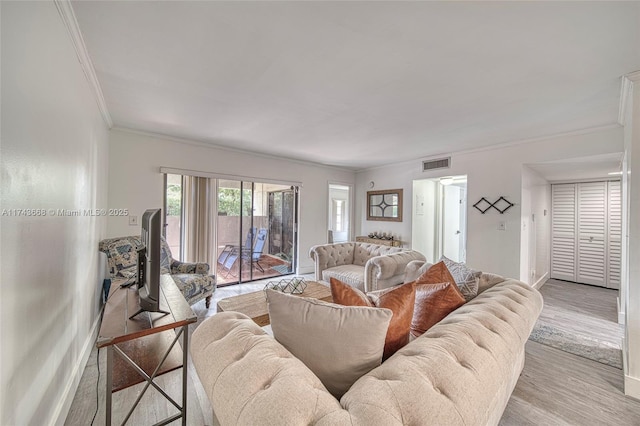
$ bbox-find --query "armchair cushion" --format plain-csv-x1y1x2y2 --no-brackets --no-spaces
172,273,216,305
322,264,365,289
171,260,210,275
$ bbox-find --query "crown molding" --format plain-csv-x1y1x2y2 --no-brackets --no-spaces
358,124,621,173
619,70,640,125
111,127,357,173
54,0,113,128
626,70,640,82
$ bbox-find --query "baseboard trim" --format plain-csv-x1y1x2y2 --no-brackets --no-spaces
617,297,625,325
297,265,315,275
51,309,102,426
532,272,549,290
624,373,640,401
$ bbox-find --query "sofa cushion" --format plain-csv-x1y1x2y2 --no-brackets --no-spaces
404,262,467,338
416,261,456,287
322,264,365,290
411,281,466,338
330,278,416,360
441,256,481,301
266,289,392,398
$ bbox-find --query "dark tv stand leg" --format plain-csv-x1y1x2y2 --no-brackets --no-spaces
129,309,170,320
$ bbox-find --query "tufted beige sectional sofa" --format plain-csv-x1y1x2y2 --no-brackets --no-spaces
191,276,543,426
309,242,426,292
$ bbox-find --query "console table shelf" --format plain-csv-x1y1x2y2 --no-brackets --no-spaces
355,236,402,247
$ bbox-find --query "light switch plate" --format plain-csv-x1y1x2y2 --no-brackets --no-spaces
498,221,506,231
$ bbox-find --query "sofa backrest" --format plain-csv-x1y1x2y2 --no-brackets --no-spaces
404,260,507,295
310,242,357,271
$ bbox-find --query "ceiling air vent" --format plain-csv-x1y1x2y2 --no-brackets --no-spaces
422,157,451,172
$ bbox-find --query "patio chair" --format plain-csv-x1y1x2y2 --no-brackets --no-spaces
217,227,256,277
241,228,268,272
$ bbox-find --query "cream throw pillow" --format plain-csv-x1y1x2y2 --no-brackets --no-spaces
266,289,392,398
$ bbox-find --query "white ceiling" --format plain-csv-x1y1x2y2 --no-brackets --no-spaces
72,1,640,170
527,152,623,183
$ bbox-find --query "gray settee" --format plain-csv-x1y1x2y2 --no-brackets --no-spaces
309,242,426,292
191,276,543,425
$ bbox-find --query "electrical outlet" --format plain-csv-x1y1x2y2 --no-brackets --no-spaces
497,221,506,231
129,215,138,226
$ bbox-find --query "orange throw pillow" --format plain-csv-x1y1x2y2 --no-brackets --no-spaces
416,261,456,287
411,261,466,337
330,278,416,360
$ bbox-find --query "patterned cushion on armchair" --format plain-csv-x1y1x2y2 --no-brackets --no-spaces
99,236,143,278
172,274,216,306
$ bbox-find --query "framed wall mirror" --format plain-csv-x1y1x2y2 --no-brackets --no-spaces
367,189,403,222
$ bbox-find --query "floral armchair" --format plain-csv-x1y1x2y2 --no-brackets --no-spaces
99,235,216,308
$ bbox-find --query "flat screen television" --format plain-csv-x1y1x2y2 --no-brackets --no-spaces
130,208,167,319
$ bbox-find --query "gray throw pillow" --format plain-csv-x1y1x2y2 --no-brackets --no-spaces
266,289,392,398
440,256,481,301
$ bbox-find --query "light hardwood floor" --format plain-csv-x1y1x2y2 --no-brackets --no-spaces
535,278,623,351
66,277,640,425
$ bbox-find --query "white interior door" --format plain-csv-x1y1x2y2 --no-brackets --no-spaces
576,182,607,286
328,184,350,243
551,181,620,288
442,185,462,261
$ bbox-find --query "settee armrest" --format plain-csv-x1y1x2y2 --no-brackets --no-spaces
170,259,210,274
403,260,430,283
309,243,356,281
364,251,426,292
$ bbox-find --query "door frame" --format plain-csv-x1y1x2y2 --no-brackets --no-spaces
327,182,354,243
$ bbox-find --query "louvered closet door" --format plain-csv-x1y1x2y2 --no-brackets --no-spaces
551,184,577,281
576,182,607,286
607,181,621,289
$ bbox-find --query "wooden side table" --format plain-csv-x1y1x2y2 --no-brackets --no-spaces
97,275,196,425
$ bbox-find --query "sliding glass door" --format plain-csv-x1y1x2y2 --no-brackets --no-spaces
165,173,298,286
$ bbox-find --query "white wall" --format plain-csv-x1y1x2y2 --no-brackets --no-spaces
1,2,110,424
107,129,356,274
520,166,551,286
622,72,640,398
356,126,623,280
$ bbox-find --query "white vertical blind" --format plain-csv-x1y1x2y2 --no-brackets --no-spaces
551,184,577,281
